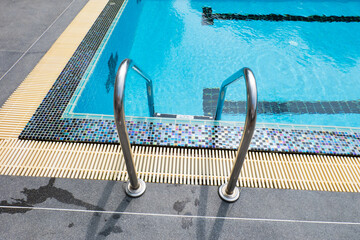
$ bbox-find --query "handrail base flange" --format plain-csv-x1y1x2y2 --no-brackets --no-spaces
125,178,146,198
218,183,240,202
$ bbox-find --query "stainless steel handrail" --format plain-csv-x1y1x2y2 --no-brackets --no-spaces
132,64,155,117
114,58,150,197
116,59,155,118
216,68,257,202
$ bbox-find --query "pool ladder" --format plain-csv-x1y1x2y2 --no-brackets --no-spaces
114,58,257,202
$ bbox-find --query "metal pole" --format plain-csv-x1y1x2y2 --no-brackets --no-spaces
214,86,227,121
132,65,155,117
114,59,146,197
218,68,257,202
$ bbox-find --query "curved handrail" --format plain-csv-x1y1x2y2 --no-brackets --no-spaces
214,68,256,121
115,59,155,118
132,64,155,117
216,68,258,202
114,58,148,197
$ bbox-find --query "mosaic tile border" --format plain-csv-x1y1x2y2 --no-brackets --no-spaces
19,0,360,156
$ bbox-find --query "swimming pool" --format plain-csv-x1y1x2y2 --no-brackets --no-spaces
66,0,360,128
20,0,360,156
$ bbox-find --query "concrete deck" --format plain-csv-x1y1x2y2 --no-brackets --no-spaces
1,175,360,239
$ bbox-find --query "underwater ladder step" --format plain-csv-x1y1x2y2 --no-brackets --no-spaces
155,113,214,120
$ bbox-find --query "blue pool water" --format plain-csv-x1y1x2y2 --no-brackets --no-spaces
68,0,360,127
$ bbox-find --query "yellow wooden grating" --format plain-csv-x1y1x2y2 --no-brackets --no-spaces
0,0,359,192
0,138,359,192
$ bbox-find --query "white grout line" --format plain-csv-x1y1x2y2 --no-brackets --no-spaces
0,50,24,53
1,205,360,226
0,0,78,82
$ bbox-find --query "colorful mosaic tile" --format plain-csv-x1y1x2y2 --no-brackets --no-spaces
19,0,360,156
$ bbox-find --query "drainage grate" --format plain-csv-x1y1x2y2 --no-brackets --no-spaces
0,138,359,192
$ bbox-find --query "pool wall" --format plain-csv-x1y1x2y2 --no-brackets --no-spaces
19,0,360,156
64,0,144,118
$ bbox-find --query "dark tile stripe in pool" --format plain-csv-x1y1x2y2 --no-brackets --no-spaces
203,88,360,115
202,7,360,25
19,0,360,156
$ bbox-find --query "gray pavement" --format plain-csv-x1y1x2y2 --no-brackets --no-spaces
0,176,359,239
0,0,89,107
